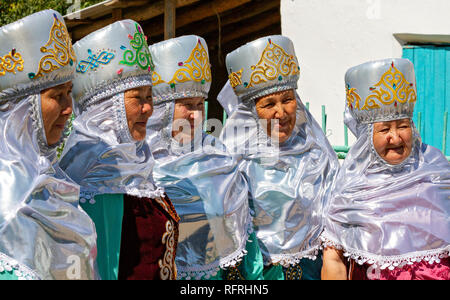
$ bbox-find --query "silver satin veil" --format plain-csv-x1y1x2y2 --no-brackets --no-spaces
59,85,164,202
0,94,97,280
147,100,252,279
218,82,340,267
321,106,450,270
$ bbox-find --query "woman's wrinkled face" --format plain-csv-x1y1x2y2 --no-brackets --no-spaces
255,89,297,143
172,97,205,143
40,82,73,146
373,118,413,165
124,85,153,141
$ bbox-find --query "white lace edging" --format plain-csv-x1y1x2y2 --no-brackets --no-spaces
0,252,40,280
177,262,221,280
321,234,450,270
79,186,165,204
124,186,166,199
268,247,320,268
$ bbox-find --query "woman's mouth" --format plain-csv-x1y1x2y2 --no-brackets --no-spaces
386,145,405,155
135,121,147,128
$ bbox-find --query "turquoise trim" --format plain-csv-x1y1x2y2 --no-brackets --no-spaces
81,194,124,280
0,270,19,280
403,46,450,157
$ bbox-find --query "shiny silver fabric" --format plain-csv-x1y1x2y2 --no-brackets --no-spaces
0,10,75,103
0,94,97,280
60,91,163,201
0,9,97,280
218,83,340,267
59,20,161,202
147,100,252,279
225,35,299,103
72,20,154,108
345,58,416,124
321,105,450,270
149,35,211,105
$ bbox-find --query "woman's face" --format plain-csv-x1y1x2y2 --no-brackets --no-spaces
373,118,413,165
124,85,153,141
255,89,297,143
40,82,73,146
171,97,205,142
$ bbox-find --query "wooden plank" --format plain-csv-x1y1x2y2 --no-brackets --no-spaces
143,0,251,38
105,0,149,8
69,0,199,41
112,8,123,21
176,0,250,29
206,9,280,49
164,0,176,39
177,0,280,38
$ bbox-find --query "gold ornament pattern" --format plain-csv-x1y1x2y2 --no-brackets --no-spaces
159,220,177,280
229,68,243,88
167,39,211,85
151,70,165,85
0,49,24,77
247,39,299,88
31,13,76,79
346,85,361,110
361,62,416,110
284,264,303,280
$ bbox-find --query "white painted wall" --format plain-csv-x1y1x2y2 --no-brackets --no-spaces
281,0,450,146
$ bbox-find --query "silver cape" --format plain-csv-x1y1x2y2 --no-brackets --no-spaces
147,100,252,279
0,94,97,280
321,105,450,270
218,82,340,267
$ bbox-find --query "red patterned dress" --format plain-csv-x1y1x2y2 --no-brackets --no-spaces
118,194,180,280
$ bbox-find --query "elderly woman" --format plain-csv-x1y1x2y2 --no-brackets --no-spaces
0,10,97,280
321,58,450,280
147,35,256,280
219,35,339,280
59,20,179,280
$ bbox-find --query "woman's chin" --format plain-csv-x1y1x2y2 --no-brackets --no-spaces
131,129,146,141
271,132,291,144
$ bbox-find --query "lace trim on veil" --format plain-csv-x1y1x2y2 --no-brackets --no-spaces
321,233,450,270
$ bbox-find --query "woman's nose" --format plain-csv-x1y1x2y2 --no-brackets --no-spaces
189,109,202,120
142,102,153,115
387,129,402,144
61,95,73,115
274,103,285,119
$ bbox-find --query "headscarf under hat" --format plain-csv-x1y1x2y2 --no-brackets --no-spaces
321,58,450,270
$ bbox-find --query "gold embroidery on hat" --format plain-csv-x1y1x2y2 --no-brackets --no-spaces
167,40,211,85
346,86,361,109
229,68,243,88
0,50,24,77
362,63,416,110
247,40,299,88
152,70,165,85
33,15,76,79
